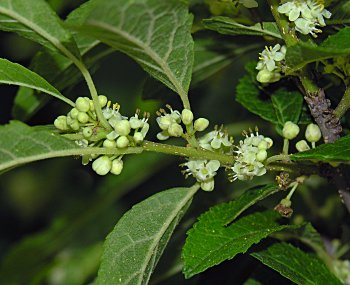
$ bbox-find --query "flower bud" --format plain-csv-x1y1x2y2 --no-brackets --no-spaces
54,115,69,131
83,127,93,138
75,97,90,112
70,108,79,119
129,117,143,129
295,140,310,152
69,119,80,131
133,132,144,144
89,100,95,111
77,112,89,124
256,150,268,162
103,139,117,148
282,121,300,140
98,95,108,108
181,109,194,125
157,116,172,130
156,131,169,141
258,140,268,150
200,179,215,191
110,159,123,175
114,120,131,136
194,118,209,132
116,136,129,148
168,123,183,137
256,69,273,83
92,156,112,175
264,137,273,148
305,123,321,143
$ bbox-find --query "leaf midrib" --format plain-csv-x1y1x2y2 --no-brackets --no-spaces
86,20,188,104
136,184,199,284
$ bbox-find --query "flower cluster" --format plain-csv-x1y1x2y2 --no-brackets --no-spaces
198,126,233,153
54,96,150,176
256,44,286,83
277,0,331,37
156,105,209,140
182,159,221,191
230,129,273,181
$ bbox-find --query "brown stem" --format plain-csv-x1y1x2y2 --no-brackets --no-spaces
304,89,342,143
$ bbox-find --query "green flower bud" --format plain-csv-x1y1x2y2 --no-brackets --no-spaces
200,179,215,191
264,137,273,148
98,95,108,108
54,115,69,131
258,140,268,150
282,121,300,140
158,116,172,130
256,149,268,162
92,156,112,175
103,139,117,148
194,118,209,132
83,127,93,138
133,132,144,144
181,109,194,125
280,198,291,207
110,159,123,175
77,112,89,124
75,97,90,112
70,108,79,119
89,100,95,111
68,119,80,131
305,123,321,143
116,135,129,148
168,123,183,137
295,140,310,152
114,120,131,136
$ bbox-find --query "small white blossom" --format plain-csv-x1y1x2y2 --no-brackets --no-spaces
230,130,272,181
183,160,221,191
199,128,233,151
256,44,286,83
278,0,331,37
156,105,182,140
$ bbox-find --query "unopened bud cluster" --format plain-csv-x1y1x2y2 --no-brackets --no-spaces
54,96,150,176
230,129,273,181
156,105,209,140
277,0,331,37
256,44,286,84
182,159,220,191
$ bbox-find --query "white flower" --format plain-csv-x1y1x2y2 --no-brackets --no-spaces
230,130,272,181
256,44,286,83
277,0,331,37
256,44,286,72
199,129,233,151
156,105,182,140
183,160,220,191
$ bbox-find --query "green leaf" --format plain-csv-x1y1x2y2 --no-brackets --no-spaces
223,184,280,225
0,0,80,59
96,185,200,285
183,210,289,278
271,89,304,126
329,1,350,25
77,0,194,108
291,134,350,163
244,279,262,285
203,17,282,39
0,121,141,173
251,243,342,285
286,28,350,72
236,67,278,124
12,0,113,120
0,58,74,107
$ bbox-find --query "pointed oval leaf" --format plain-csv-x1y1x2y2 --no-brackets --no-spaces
251,243,342,285
0,0,80,59
77,0,194,107
203,16,282,39
183,210,290,278
0,58,74,107
96,185,200,285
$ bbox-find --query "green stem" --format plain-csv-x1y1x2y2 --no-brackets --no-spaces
334,86,350,118
266,0,298,47
142,141,234,165
74,61,112,131
283,138,289,155
266,154,290,165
